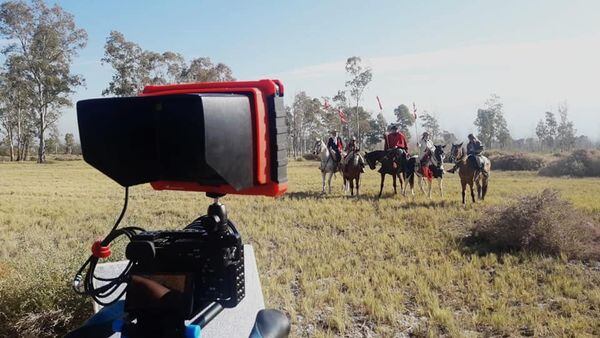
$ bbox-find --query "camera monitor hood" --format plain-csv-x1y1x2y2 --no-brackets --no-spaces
77,79,287,196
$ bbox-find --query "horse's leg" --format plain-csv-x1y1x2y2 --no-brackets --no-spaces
378,173,385,198
482,176,488,200
328,172,333,194
439,178,444,198
356,177,360,197
398,173,404,194
321,171,326,194
418,177,426,194
392,174,397,195
427,179,432,199
469,181,475,203
350,178,354,196
461,179,467,205
476,178,482,200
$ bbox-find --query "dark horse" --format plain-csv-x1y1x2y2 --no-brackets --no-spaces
364,149,415,198
342,151,363,196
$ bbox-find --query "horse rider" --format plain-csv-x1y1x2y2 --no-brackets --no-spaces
384,124,409,159
448,133,487,174
343,136,365,172
418,131,435,167
327,129,344,163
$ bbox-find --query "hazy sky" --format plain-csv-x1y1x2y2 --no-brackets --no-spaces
49,0,600,140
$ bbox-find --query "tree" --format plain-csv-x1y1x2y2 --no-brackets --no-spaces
474,94,510,148
46,124,60,154
535,119,548,150
102,31,234,97
556,102,576,152
180,57,234,83
365,112,387,148
420,112,440,142
290,91,323,154
495,113,511,148
344,56,372,142
393,104,414,140
0,0,88,163
440,130,457,145
64,132,74,154
0,55,32,161
535,111,559,151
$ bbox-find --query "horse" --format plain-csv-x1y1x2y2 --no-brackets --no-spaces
342,150,363,196
364,149,413,198
312,138,340,194
448,143,491,205
410,145,446,199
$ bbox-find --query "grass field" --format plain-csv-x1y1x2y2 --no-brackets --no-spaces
1,159,599,337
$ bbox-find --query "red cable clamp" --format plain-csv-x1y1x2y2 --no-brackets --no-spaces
91,240,111,258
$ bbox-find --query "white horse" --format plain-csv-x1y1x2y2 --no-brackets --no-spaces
401,145,446,199
312,138,339,194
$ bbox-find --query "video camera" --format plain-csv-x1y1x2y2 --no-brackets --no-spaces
71,80,289,338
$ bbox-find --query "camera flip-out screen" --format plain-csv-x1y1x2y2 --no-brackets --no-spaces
77,80,287,196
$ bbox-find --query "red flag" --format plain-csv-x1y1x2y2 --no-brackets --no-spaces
323,100,330,109
338,109,348,123
376,96,383,110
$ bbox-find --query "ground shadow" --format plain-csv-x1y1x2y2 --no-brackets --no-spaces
459,234,516,260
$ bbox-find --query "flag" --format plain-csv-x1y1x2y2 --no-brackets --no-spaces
338,109,348,123
323,100,330,109
412,102,418,120
376,96,383,110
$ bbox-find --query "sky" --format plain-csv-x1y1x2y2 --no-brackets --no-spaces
49,0,600,141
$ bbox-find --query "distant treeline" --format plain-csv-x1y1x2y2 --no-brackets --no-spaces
0,1,234,163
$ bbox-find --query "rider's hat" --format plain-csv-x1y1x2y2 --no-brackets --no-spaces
351,136,357,141
468,133,475,139
422,131,429,137
330,129,338,134
389,124,398,131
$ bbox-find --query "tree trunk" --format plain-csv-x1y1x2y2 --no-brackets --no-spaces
7,127,15,161
38,109,46,163
23,138,29,160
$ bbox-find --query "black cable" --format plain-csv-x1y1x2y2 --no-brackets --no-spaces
72,187,145,306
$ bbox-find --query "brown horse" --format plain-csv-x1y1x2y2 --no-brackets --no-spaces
365,150,414,198
449,143,491,205
342,151,363,196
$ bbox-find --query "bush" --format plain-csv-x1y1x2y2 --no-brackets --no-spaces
470,189,600,261
302,153,320,161
489,152,546,171
539,149,600,177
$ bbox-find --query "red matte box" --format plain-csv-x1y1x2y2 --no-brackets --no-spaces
142,79,287,197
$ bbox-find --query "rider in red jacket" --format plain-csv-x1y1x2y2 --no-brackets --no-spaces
384,125,408,152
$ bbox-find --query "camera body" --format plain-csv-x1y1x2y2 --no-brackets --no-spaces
124,215,245,319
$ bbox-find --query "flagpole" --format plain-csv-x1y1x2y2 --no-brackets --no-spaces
413,102,419,156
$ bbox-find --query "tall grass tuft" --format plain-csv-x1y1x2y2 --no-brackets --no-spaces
470,189,600,261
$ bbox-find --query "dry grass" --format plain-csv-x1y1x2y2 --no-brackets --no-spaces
470,189,600,260
1,160,600,337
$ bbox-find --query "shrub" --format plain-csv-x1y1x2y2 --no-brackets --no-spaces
489,152,546,171
302,153,320,161
539,149,600,177
470,189,600,261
